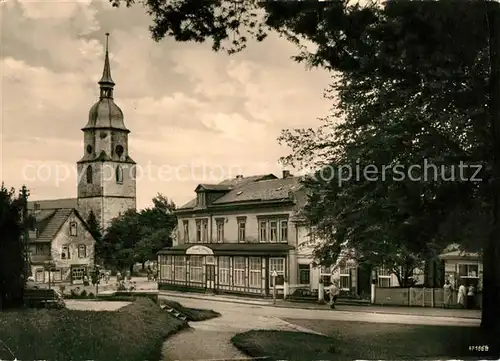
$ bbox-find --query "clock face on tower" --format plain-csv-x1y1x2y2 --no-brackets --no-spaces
86,145,92,154
115,145,124,157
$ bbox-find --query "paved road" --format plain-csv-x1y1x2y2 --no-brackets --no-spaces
160,295,480,328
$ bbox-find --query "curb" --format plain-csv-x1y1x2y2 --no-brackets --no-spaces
158,291,481,320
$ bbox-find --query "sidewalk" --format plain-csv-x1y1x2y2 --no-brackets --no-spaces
158,290,481,320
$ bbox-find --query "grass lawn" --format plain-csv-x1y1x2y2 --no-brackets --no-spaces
0,298,186,361
232,319,497,361
160,299,221,321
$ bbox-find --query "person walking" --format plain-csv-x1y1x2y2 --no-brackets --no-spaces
443,280,453,308
457,282,467,308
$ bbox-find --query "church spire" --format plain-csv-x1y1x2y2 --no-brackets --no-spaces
98,33,114,99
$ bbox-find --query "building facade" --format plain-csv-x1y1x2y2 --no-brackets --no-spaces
28,208,96,284
158,173,299,296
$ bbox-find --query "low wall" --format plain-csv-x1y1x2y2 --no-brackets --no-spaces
375,287,482,308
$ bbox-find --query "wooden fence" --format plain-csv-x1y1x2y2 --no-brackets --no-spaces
374,287,482,308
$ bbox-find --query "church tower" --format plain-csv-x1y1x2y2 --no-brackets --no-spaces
77,33,136,231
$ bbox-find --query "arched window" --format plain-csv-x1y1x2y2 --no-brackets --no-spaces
116,165,123,184
86,165,93,184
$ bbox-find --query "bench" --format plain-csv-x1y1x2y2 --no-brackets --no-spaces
24,288,57,308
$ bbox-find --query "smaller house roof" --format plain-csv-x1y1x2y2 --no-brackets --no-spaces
29,208,93,243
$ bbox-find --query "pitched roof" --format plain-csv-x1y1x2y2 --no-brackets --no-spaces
29,208,95,243
178,174,303,210
213,177,301,204
30,208,74,242
27,198,77,210
178,174,278,209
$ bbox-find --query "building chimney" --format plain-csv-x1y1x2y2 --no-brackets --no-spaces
236,175,243,180
282,170,291,179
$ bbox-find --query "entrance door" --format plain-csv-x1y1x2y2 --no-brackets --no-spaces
206,265,215,291
71,266,86,284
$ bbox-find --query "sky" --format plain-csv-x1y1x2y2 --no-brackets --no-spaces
0,0,332,209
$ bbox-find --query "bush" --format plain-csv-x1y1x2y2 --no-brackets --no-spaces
80,290,87,297
0,298,187,361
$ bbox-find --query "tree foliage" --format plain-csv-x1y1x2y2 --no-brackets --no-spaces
96,194,176,271
0,184,29,309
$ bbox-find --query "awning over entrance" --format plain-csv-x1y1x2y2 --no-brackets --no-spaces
158,243,294,256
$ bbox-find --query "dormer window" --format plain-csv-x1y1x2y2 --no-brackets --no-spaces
34,202,41,211
197,192,206,207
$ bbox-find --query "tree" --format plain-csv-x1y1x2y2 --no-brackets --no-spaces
0,184,29,309
110,0,500,339
97,209,140,272
136,194,177,268
97,194,177,271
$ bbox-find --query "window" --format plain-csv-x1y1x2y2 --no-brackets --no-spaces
249,257,262,288
216,219,224,243
320,266,332,285
78,244,86,258
299,264,310,285
219,256,230,285
202,219,208,243
269,257,285,287
160,255,173,280
269,221,278,242
196,220,201,243
183,220,189,243
377,266,391,287
259,221,267,242
116,165,123,184
233,257,246,286
34,202,41,211
86,165,92,184
339,264,351,290
458,264,479,278
52,269,62,282
280,220,288,242
195,219,208,243
189,256,203,282
35,269,44,282
69,222,77,236
237,219,246,242
174,256,186,281
61,245,70,260
35,244,48,255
